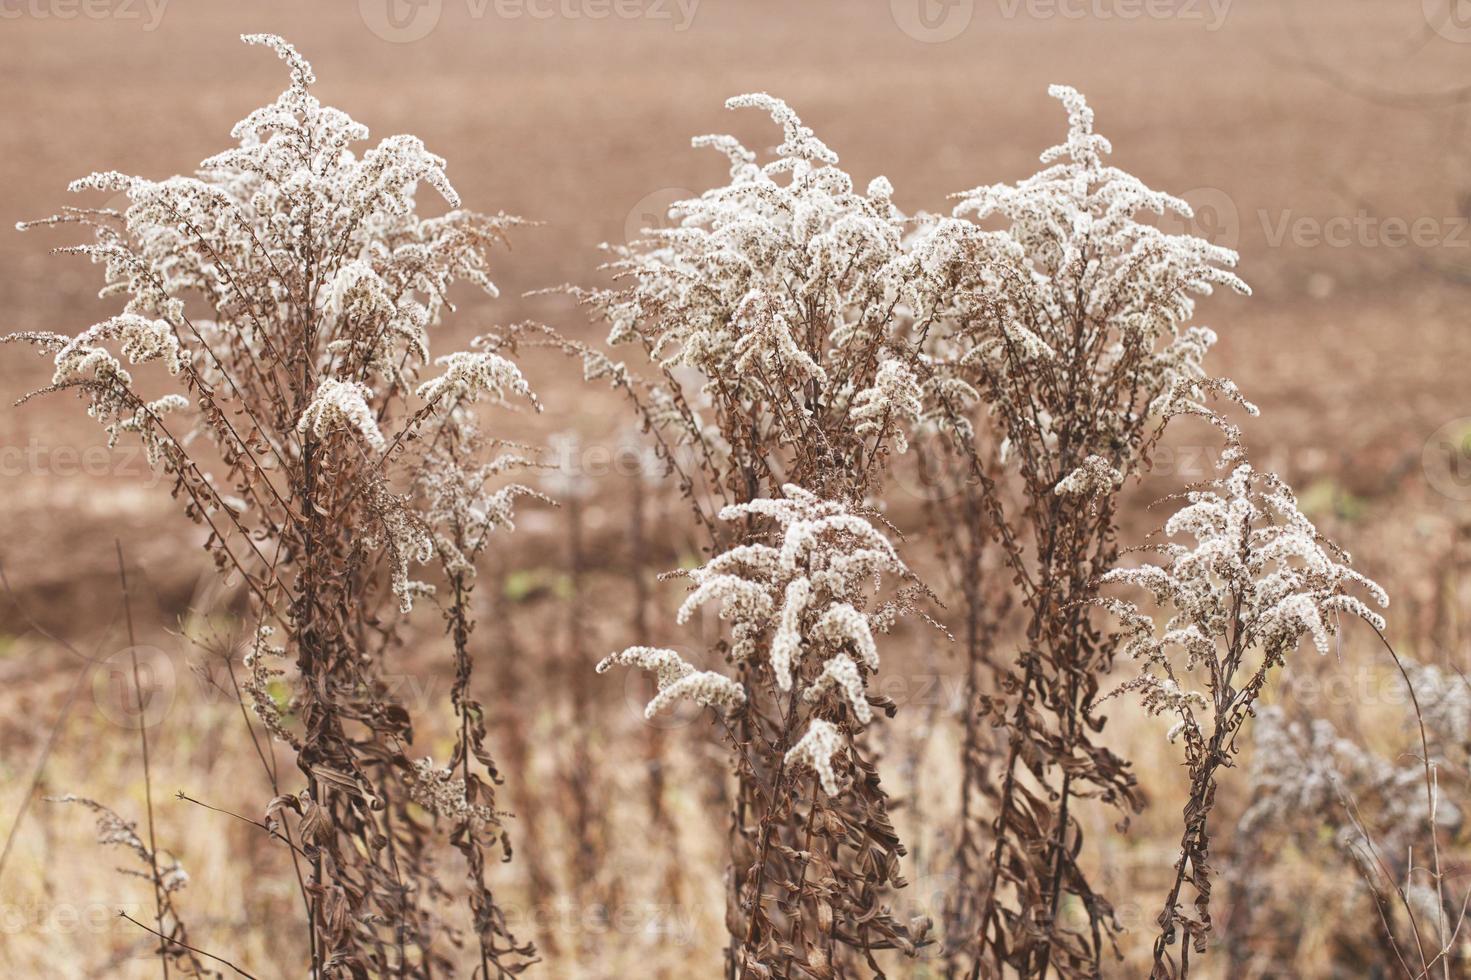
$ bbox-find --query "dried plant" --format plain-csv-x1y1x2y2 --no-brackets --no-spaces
414,412,546,976
899,84,1252,976
599,485,932,975
48,795,221,978
1101,447,1389,976
6,34,537,977
1227,661,1470,978
901,301,1015,978
568,94,939,975
564,92,918,525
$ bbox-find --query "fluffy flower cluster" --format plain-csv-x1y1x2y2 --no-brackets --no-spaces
1103,460,1388,734
49,795,190,893
416,348,535,409
852,358,923,454
409,758,497,825
904,85,1254,480
242,623,298,748
416,425,544,579
1054,454,1124,498
1241,703,1460,870
589,93,915,465
296,377,385,452
595,646,747,719
10,316,189,462
363,481,436,613
687,485,901,676
116,394,191,466
784,718,846,795
52,314,183,381
8,33,522,510
953,84,1246,348
325,259,431,385
601,485,907,794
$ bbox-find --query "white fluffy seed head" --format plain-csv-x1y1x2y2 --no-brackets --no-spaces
597,646,747,720
804,654,871,724
416,350,536,410
296,378,385,452
1104,454,1389,741
784,718,847,796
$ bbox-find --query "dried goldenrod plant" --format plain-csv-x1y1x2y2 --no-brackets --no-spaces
897,84,1253,976
1227,659,1467,978
599,486,931,976
6,35,538,978
570,95,937,976
1102,443,1389,976
47,795,226,978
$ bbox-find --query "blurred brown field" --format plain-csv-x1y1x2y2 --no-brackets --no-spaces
1,1,1469,976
